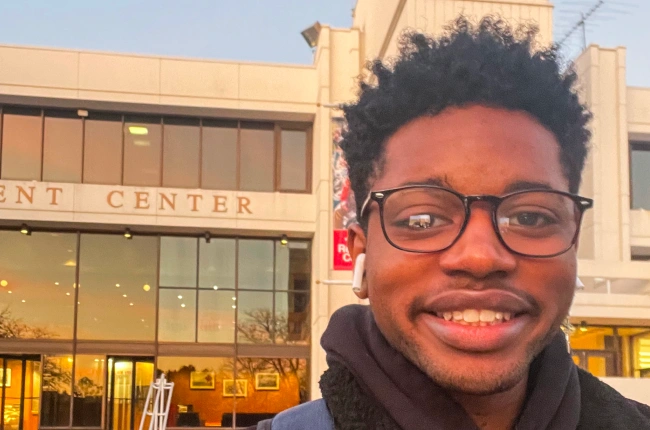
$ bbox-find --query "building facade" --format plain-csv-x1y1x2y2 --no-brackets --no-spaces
0,0,648,428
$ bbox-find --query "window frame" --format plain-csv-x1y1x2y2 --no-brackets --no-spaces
630,140,650,210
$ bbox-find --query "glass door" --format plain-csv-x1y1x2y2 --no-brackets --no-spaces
0,355,41,430
106,357,154,430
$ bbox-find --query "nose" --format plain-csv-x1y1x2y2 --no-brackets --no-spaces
438,205,517,279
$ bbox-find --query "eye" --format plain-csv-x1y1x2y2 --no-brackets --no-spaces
393,213,451,230
507,212,556,227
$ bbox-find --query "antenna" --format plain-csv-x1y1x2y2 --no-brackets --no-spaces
554,0,635,55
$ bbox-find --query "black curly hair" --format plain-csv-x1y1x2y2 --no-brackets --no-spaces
341,16,592,227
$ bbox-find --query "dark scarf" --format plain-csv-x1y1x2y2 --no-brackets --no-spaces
320,305,581,430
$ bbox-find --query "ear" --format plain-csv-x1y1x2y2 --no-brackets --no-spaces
348,223,368,299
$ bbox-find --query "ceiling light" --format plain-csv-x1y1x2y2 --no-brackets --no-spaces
579,321,588,333
213,285,219,290
232,297,236,301
178,295,183,299
116,284,120,287
280,234,289,246
232,305,237,309
20,224,31,236
21,299,26,303
54,282,59,286
128,126,149,136
181,303,186,308
0,280,7,287
143,284,151,292
129,303,134,306
124,229,132,239
123,294,127,298
66,293,71,296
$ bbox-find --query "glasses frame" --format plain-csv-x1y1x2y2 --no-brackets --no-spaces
360,185,594,258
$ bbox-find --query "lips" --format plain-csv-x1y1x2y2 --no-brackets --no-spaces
417,289,538,352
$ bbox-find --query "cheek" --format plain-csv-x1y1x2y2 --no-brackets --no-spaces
527,255,576,321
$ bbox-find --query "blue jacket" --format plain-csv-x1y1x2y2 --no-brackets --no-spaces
255,399,333,430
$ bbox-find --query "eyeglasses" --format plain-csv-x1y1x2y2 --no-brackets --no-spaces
360,185,594,258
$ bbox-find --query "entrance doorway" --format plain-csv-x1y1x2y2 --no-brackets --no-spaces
106,357,154,430
572,350,619,376
0,355,42,430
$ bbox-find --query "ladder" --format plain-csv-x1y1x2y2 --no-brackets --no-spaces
138,374,174,430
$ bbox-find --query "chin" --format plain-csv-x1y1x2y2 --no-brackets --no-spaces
397,335,538,396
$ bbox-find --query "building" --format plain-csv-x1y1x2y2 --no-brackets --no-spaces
0,0,648,428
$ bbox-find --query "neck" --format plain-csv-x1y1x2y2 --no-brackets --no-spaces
449,375,529,430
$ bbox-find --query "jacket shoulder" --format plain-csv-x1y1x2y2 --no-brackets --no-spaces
577,368,650,430
257,399,334,430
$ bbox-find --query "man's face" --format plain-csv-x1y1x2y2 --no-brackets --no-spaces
352,105,577,395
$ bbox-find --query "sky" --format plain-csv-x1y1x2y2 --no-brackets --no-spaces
0,0,648,87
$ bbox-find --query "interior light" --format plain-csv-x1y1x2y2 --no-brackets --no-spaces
0,280,7,287
178,295,183,299
143,284,151,292
21,299,26,303
123,294,127,298
129,303,134,306
54,282,59,286
232,297,236,301
66,293,71,296
579,321,588,333
116,284,120,288
20,224,31,236
181,303,186,308
64,260,77,267
280,234,289,246
213,285,219,290
7,291,12,294
232,305,237,309
128,126,149,136
124,229,132,239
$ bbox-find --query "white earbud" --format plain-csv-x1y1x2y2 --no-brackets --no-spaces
576,276,584,290
351,253,366,295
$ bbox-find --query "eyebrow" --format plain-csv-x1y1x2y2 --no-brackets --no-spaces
503,181,555,193
400,177,451,188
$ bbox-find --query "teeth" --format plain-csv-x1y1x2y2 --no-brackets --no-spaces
436,309,515,326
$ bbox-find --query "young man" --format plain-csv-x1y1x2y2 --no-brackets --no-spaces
253,17,650,430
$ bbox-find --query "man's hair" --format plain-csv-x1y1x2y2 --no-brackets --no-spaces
341,16,592,225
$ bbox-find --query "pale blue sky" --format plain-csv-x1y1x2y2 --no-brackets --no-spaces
0,0,648,87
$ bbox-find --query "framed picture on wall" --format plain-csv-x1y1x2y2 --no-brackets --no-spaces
222,379,248,397
0,368,11,387
255,373,280,391
189,371,216,390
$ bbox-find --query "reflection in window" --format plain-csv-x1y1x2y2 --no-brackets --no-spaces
163,119,200,188
233,358,308,427
0,231,76,339
123,117,162,186
280,130,308,191
43,112,83,183
202,121,238,190
275,292,310,345
1,109,42,180
158,289,197,342
160,237,197,288
275,241,310,292
238,240,274,290
240,123,275,192
73,355,104,426
41,355,73,427
631,142,650,210
237,292,273,344
157,356,234,427
77,234,157,341
83,114,123,185
198,290,236,343
199,239,236,290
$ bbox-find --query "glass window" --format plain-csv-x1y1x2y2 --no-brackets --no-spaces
237,292,273,344
160,237,197,288
202,120,237,190
156,357,234,427
240,123,274,192
631,142,650,209
238,240,274,290
41,355,73,427
1,108,42,180
233,358,308,427
279,130,308,191
72,355,105,427
123,117,162,186
42,112,83,183
198,290,236,343
199,239,235,290
0,231,76,339
275,241,311,292
77,234,157,341
158,289,196,342
275,292,310,345
83,114,123,185
163,118,200,188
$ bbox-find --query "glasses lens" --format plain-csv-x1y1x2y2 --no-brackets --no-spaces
382,188,465,252
497,191,580,256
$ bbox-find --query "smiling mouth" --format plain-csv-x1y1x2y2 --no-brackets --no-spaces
433,309,519,326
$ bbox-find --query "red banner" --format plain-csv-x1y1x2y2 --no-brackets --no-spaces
333,229,352,270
